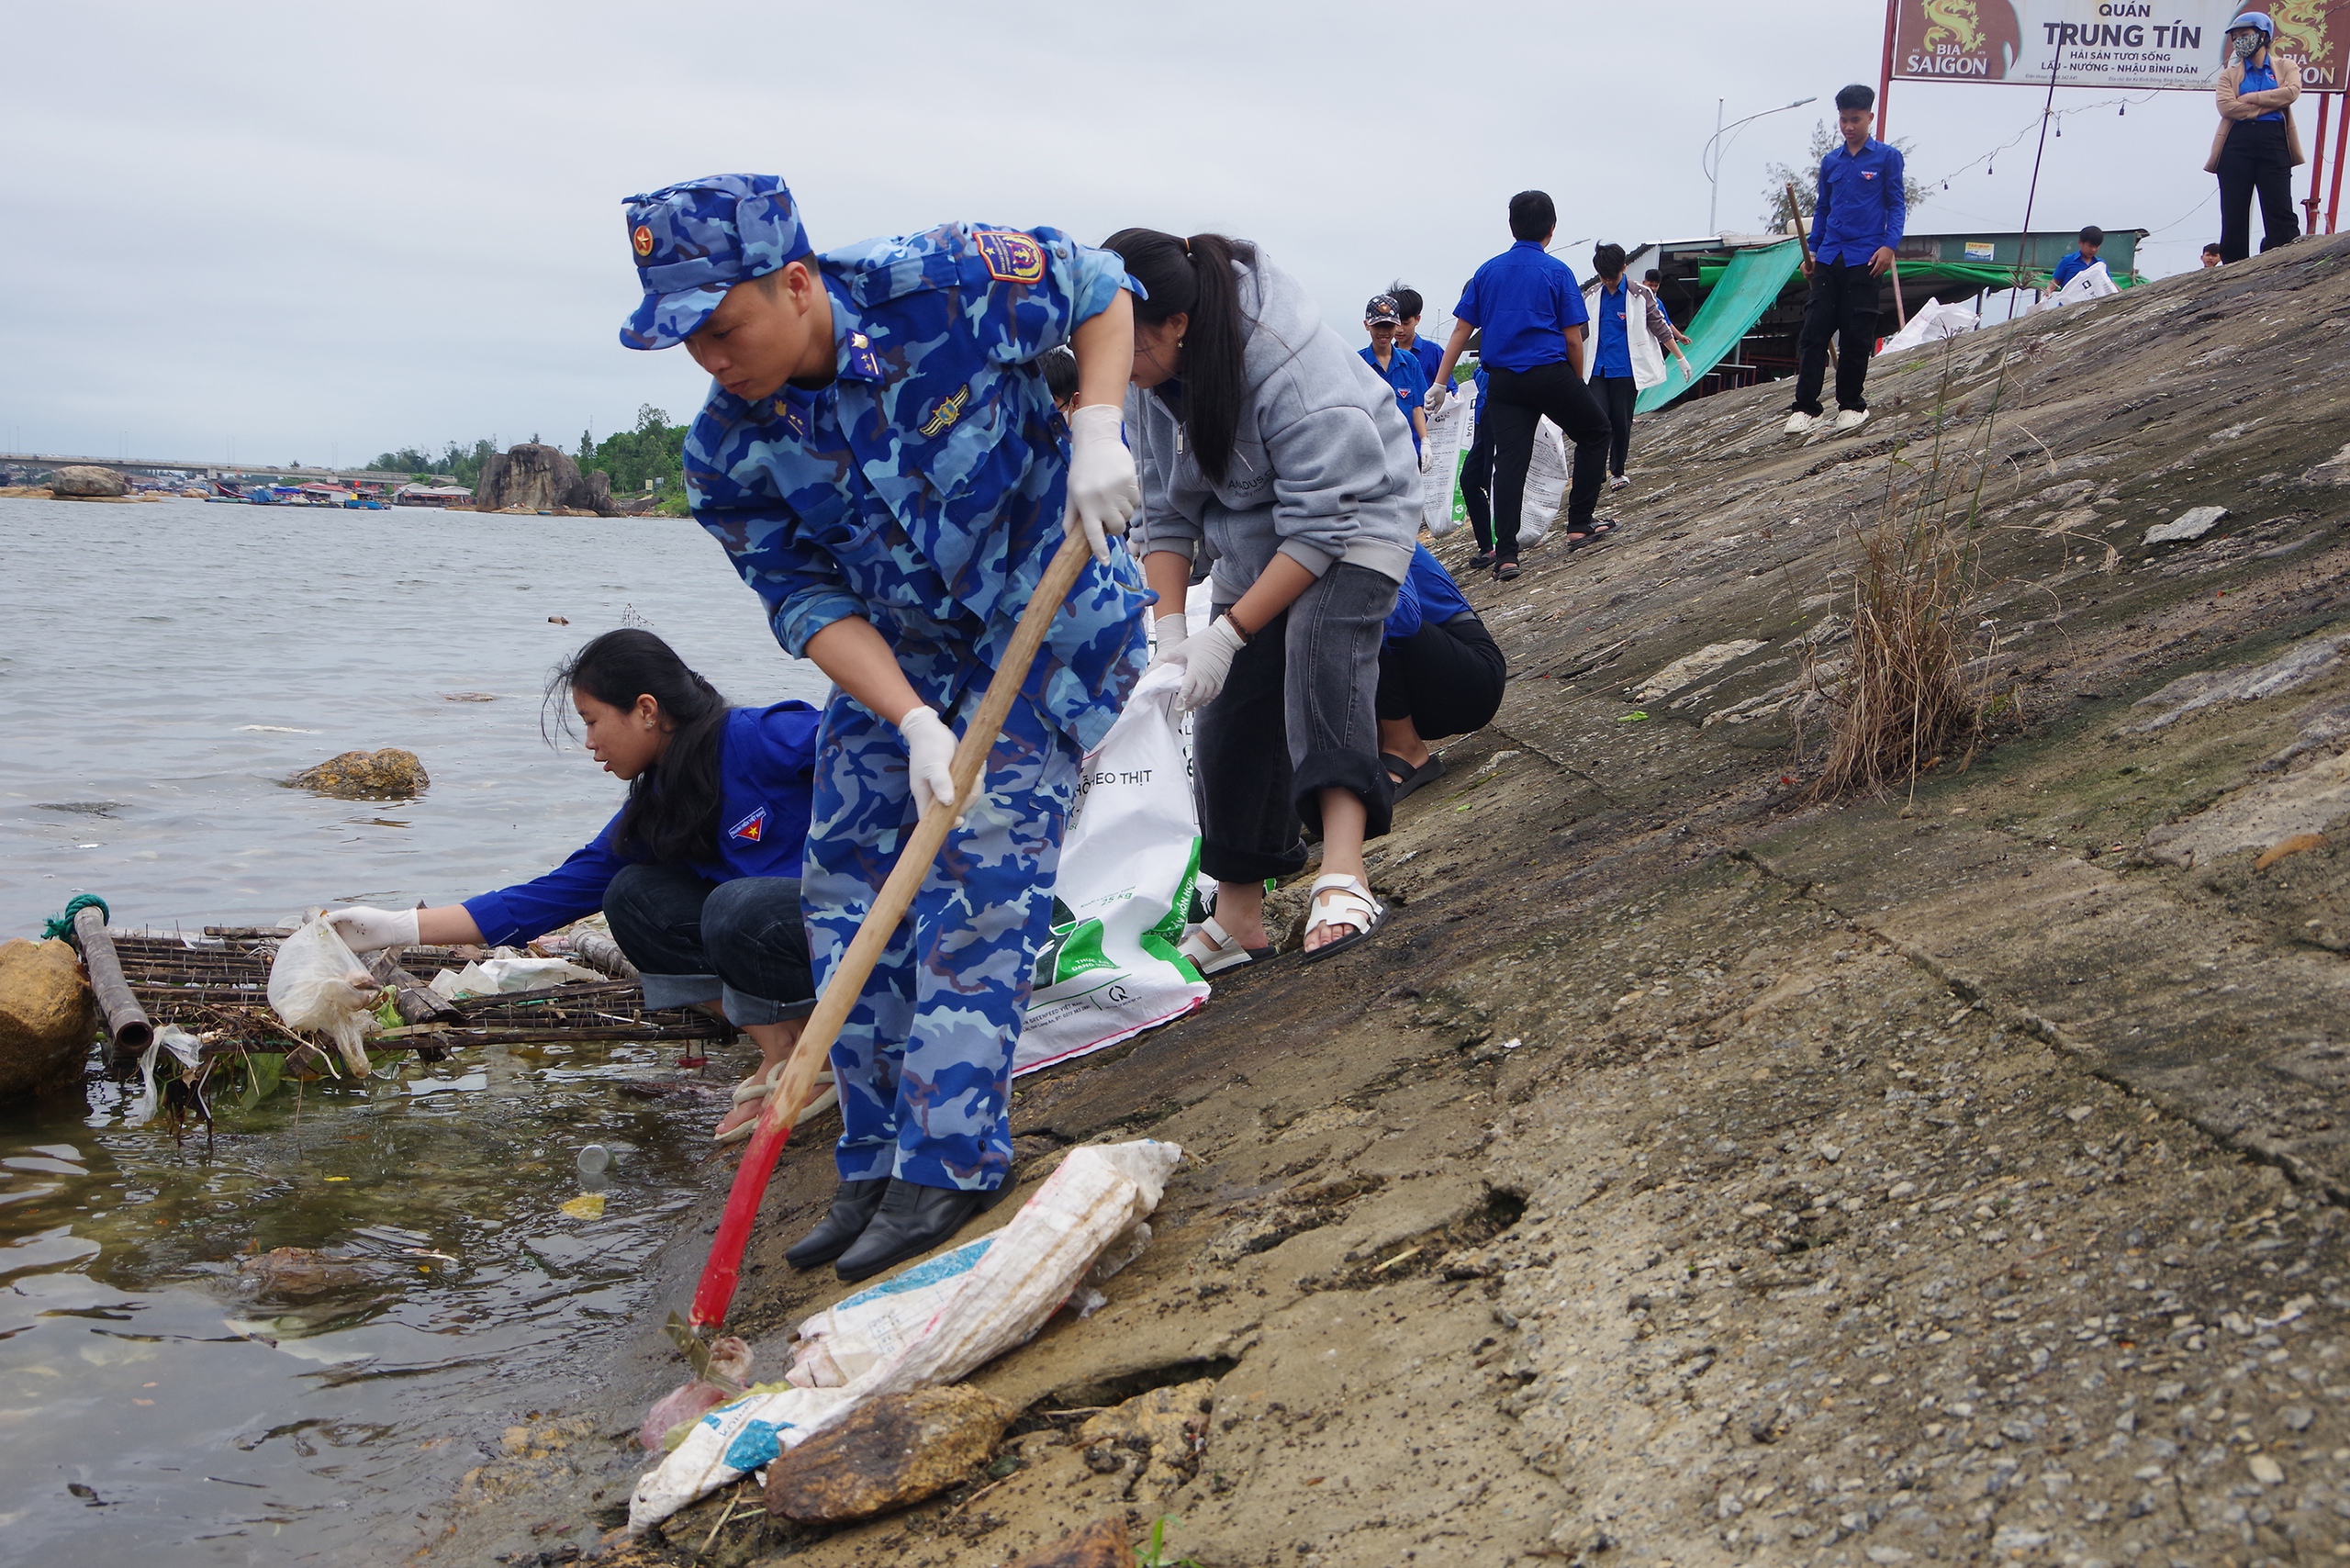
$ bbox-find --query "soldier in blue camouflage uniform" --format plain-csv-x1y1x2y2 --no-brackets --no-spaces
619,174,1148,1282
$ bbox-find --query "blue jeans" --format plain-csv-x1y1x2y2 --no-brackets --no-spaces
602,864,814,1027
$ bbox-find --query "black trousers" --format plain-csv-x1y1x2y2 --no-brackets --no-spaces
602,863,815,1026
1791,261,1881,416
1376,612,1506,742
1484,361,1609,558
1592,374,1637,476
1195,563,1398,884
1460,406,1497,554
2217,119,2300,263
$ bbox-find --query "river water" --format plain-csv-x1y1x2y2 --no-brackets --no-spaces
0,498,829,1562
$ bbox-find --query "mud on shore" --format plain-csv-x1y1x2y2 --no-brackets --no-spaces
427,234,2350,1568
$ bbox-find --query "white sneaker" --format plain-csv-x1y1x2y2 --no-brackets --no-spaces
1783,410,1819,435
1607,474,1630,490
1830,408,1871,435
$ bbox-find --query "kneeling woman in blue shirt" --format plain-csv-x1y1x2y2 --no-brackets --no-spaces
321,629,822,1142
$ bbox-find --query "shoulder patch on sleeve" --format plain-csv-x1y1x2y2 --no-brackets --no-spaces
972,229,1047,285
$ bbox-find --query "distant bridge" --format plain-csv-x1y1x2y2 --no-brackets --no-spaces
0,453,447,485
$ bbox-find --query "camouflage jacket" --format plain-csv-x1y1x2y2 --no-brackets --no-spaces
684,222,1150,751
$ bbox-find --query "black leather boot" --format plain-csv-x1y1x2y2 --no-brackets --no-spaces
783,1178,890,1271
832,1177,1010,1282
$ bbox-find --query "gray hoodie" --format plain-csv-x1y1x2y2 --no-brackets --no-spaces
1125,251,1420,602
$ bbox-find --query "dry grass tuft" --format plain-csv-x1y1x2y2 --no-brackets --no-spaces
1809,345,2014,800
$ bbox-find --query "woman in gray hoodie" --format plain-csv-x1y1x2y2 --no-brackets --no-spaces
1104,229,1421,969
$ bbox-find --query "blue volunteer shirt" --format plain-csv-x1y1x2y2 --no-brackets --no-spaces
2241,59,2287,121
1385,544,1476,643
1452,241,1589,373
1810,139,1908,268
685,222,1152,753
1405,334,1445,392
2051,251,2098,288
1594,281,1633,378
461,702,822,946
1358,342,1429,452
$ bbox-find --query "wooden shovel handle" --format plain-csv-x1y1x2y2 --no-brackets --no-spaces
688,525,1101,1328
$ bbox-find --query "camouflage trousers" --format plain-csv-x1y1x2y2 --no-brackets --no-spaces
804,689,1077,1193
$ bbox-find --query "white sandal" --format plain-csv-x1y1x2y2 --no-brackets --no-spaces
1177,915,1276,976
1301,874,1384,963
715,1062,834,1144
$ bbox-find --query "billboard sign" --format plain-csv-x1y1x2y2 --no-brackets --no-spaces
1892,0,2348,91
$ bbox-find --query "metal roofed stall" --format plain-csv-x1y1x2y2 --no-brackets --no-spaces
1637,237,1806,414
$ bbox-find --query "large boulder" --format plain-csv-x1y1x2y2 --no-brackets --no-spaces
472,443,618,516
288,748,430,799
0,939,98,1100
49,465,127,499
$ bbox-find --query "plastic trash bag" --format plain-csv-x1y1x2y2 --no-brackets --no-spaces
1421,379,1475,538
628,1139,1183,1532
1518,417,1567,546
1015,663,1208,1077
425,954,601,1000
127,1025,206,1127
640,1335,754,1452
266,912,381,1075
1881,299,1980,353
2031,259,2119,315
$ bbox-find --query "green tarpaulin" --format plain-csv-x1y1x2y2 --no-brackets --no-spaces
1637,239,1805,415
1691,258,2143,293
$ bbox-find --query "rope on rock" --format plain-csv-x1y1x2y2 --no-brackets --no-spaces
39,893,110,942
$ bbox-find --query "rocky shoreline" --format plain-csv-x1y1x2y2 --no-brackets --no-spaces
421,232,2350,1568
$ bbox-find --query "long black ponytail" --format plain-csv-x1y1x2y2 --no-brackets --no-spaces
545,629,730,865
1100,229,1256,487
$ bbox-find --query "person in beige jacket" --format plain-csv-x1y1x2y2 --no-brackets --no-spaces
2206,10,2304,262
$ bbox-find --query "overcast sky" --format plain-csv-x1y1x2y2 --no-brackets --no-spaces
1,1,2283,467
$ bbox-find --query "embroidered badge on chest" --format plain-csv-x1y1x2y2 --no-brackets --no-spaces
973,230,1047,285
728,805,768,843
919,386,971,438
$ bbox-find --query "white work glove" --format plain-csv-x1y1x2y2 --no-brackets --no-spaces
1423,382,1447,412
1418,442,1436,475
1063,404,1138,566
325,905,420,955
1147,611,1190,668
1166,615,1248,715
897,706,965,823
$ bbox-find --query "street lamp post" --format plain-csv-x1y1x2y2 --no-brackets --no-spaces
1703,95,1818,235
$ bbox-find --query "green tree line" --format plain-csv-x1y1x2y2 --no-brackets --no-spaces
373,406,690,510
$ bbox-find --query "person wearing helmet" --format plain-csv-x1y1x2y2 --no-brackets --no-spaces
2207,10,2304,263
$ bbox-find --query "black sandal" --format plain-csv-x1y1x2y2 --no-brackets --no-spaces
1381,752,1447,803
1494,561,1522,582
1469,549,1496,570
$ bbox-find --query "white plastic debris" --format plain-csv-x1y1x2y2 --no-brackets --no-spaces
627,1138,1183,1533
1881,299,1979,353
126,1025,207,1126
266,911,381,1075
425,955,601,1000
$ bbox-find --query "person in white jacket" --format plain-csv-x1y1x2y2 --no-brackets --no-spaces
1106,228,1419,971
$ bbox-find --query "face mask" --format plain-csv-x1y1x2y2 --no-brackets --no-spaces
2232,32,2264,61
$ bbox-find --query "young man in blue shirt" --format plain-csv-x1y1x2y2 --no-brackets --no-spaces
1390,286,1446,392
1785,84,1906,439
1588,243,1639,491
1360,293,1431,462
2052,226,2104,288
1430,191,1614,578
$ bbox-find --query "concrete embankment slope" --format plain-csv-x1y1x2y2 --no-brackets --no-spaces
443,235,2350,1568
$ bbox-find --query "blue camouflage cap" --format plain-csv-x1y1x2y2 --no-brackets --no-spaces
619,174,812,351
